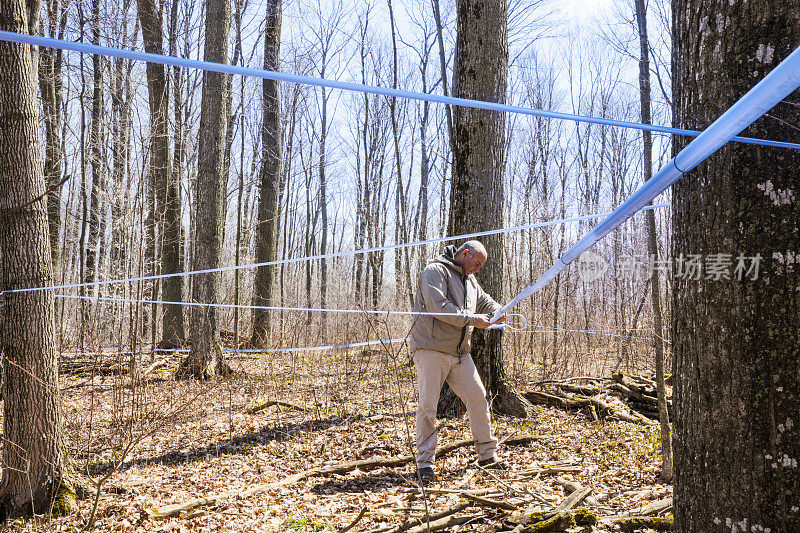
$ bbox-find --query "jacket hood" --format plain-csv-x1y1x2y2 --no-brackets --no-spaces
435,245,465,276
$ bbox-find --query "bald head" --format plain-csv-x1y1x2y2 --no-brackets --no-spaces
454,240,488,275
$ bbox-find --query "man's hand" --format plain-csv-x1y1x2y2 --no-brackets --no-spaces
474,313,506,329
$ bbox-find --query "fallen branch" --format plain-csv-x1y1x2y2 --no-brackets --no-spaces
338,506,367,533
0,174,70,222
411,488,500,496
532,376,604,385
460,492,518,511
154,435,541,518
244,399,313,414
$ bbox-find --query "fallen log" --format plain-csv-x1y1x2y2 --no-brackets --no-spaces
508,510,575,532
381,503,471,533
580,396,652,425
554,478,599,507
630,497,673,516
612,372,657,397
508,508,598,531
607,383,659,405
153,435,542,518
605,497,673,527
616,515,673,531
631,409,660,420
554,486,591,511
404,513,483,533
523,390,652,425
522,390,577,409
556,383,602,396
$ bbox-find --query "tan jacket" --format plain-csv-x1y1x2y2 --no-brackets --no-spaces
409,246,502,355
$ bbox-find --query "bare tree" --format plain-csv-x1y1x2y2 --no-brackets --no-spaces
251,0,283,345
177,0,232,379
137,0,185,348
438,0,533,418
0,0,76,516
303,0,349,325
38,0,69,269
633,0,672,483
83,0,104,320
109,0,135,292
387,0,413,307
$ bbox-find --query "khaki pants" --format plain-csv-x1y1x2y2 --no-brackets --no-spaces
413,349,498,468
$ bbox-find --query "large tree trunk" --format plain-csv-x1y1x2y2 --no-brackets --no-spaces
438,0,533,419
177,0,231,379
634,0,672,483
137,0,185,349
251,0,282,346
0,0,76,517
165,0,185,342
672,1,800,530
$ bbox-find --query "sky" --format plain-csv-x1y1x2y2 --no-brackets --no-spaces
562,0,617,26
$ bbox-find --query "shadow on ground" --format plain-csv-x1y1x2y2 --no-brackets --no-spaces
89,415,355,475
311,471,409,494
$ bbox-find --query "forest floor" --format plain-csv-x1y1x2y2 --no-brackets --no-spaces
9,349,671,532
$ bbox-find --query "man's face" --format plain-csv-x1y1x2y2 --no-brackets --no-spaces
460,250,487,275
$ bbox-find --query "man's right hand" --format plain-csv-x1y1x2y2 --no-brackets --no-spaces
474,314,505,329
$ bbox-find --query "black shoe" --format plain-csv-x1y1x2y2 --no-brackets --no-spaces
477,456,508,470
418,466,437,483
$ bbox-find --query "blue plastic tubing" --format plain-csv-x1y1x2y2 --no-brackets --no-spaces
1,31,798,316
493,44,800,320
0,31,799,150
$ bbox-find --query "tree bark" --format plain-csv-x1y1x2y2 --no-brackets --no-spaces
137,0,185,349
318,84,329,327
672,1,800,530
251,0,283,346
0,0,76,517
177,0,231,379
165,0,185,340
38,0,68,270
634,0,672,483
438,0,533,418
84,0,103,307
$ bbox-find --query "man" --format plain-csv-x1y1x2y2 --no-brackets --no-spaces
410,240,506,481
